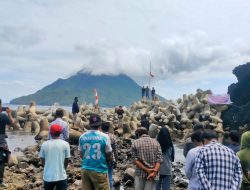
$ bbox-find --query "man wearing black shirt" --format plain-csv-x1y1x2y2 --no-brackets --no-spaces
72,97,79,126
116,106,124,128
0,99,16,187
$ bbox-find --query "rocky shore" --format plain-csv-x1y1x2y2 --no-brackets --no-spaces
4,88,230,189
4,139,187,190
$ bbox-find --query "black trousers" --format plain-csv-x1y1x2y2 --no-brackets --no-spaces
44,179,67,190
0,161,5,183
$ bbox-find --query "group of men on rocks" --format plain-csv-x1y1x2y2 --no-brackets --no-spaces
142,86,156,101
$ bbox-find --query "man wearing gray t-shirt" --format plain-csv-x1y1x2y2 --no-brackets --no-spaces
40,124,71,190
48,108,69,141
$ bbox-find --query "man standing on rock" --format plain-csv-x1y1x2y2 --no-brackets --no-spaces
116,106,124,128
48,108,69,141
0,99,17,188
145,86,150,100
79,114,112,190
141,86,145,99
72,97,79,126
39,124,71,190
131,127,162,190
195,130,242,190
151,87,156,101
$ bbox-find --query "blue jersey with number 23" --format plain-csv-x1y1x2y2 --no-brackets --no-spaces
79,130,112,173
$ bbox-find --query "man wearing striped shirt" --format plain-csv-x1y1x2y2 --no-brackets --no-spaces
195,130,242,190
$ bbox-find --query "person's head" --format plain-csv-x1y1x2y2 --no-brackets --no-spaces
89,114,102,130
228,130,240,144
101,121,110,133
193,123,205,132
55,108,64,118
74,97,78,102
240,131,250,150
29,101,36,107
135,127,148,139
50,124,62,139
202,129,218,145
157,127,173,153
119,106,122,109
191,131,203,146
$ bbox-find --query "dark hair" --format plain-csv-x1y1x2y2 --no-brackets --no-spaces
101,122,110,132
229,130,240,143
193,123,204,131
202,130,218,141
74,97,78,101
51,131,61,138
89,114,102,129
55,108,64,118
157,127,173,153
191,131,203,143
135,127,148,138
0,99,1,104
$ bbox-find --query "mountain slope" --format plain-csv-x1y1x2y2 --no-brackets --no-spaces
10,73,153,107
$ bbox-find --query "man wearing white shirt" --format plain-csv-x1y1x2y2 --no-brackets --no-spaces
49,108,69,141
40,124,71,190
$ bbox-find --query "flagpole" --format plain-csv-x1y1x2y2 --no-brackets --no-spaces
149,60,151,89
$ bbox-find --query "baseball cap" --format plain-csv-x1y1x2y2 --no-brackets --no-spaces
89,114,102,127
50,124,62,135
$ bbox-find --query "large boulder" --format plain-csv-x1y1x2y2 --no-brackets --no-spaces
222,62,250,130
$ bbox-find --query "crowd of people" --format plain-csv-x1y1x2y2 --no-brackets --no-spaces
183,123,250,190
0,97,250,190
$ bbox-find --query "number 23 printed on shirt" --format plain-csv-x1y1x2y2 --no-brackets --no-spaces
82,143,101,160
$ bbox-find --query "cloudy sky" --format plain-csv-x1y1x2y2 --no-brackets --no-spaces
1,0,250,103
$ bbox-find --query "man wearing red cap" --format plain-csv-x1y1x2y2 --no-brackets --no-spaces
39,124,71,190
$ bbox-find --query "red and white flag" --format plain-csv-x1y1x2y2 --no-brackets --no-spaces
94,89,99,106
149,72,154,77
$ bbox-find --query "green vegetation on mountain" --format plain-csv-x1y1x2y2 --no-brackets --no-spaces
10,73,149,107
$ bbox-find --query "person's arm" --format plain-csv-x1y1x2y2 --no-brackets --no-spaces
39,143,45,166
41,158,45,166
230,157,242,190
147,143,163,180
195,150,214,190
147,162,160,180
64,143,71,169
6,108,19,129
64,124,69,141
106,152,112,166
134,160,154,173
78,136,83,159
171,144,175,162
185,150,194,179
105,137,113,165
64,158,69,169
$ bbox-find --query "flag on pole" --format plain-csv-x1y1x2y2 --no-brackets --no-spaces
207,94,232,105
94,89,99,107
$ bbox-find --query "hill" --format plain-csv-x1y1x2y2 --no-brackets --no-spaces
10,72,159,107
